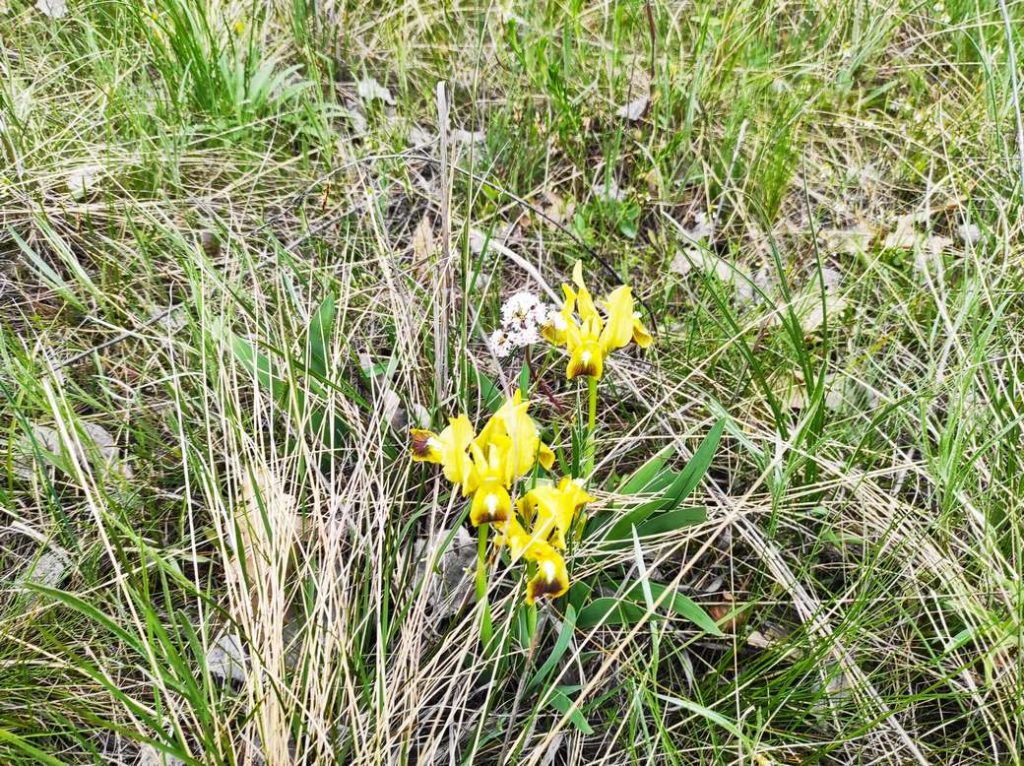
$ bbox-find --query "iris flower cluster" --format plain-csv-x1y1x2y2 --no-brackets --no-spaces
410,261,650,606
411,391,593,604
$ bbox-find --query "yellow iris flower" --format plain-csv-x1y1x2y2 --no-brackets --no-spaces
467,442,513,525
410,390,555,527
517,476,595,550
544,260,652,380
474,389,555,483
526,547,570,605
492,475,593,604
495,516,571,605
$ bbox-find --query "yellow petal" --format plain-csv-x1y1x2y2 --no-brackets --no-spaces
632,313,653,348
469,480,512,526
477,390,545,482
561,283,577,315
600,285,635,352
496,513,535,559
436,415,477,489
538,442,555,471
566,340,604,380
571,259,585,288
569,261,601,323
409,429,441,463
576,285,599,324
474,411,504,454
530,488,572,549
468,441,498,481
542,284,577,344
524,478,591,551
541,320,566,345
525,547,569,605
557,476,596,510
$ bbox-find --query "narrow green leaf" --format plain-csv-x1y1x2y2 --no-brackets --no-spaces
0,728,72,766
633,507,707,537
617,444,676,494
546,689,594,734
9,230,86,312
28,584,140,649
652,693,747,742
304,292,336,379
528,605,577,690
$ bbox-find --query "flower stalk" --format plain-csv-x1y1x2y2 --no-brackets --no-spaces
584,375,598,481
476,523,492,646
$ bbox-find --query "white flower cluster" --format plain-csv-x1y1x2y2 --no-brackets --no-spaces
489,291,552,358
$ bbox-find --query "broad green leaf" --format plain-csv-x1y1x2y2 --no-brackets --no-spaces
597,419,724,542
633,507,707,537
668,418,725,506
518,357,530,394
576,597,647,628
228,337,352,447
631,527,654,610
617,444,676,494
469,366,503,413
230,334,290,402
568,579,592,612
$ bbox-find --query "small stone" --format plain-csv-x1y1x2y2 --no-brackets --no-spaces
592,178,623,202
137,744,186,766
955,222,981,244
616,95,650,122
452,128,485,144
411,526,476,619
18,547,72,591
207,632,247,683
66,165,102,200
356,77,395,106
35,0,67,17
199,230,220,258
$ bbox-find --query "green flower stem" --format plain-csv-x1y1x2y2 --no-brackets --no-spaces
476,522,492,646
583,375,598,480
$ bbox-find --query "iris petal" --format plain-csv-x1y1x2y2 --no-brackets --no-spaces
469,480,512,526
566,340,604,380
409,429,441,462
525,548,569,605
600,285,635,352
632,312,653,348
